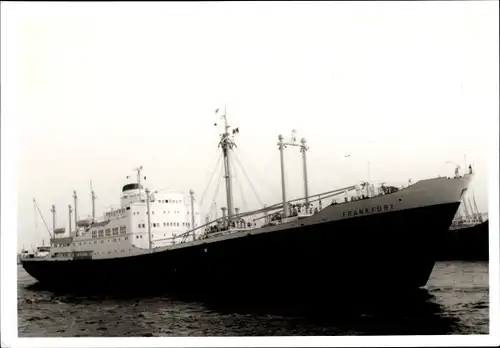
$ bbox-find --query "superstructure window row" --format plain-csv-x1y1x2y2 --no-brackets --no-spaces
92,226,126,238
136,222,191,228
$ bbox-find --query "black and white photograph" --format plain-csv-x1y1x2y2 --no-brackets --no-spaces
1,1,499,347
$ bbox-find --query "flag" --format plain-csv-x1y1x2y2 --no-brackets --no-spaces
232,127,239,134
126,175,130,179
144,176,147,180
215,108,219,114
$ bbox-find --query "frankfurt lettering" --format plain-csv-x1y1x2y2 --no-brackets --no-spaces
342,203,395,217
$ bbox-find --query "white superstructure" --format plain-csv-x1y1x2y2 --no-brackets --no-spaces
44,169,202,260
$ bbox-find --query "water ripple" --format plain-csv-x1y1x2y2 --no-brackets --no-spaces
18,261,489,336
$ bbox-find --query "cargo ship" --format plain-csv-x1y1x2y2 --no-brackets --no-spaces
437,198,489,261
21,110,473,297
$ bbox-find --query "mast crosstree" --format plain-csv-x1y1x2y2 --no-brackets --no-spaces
277,130,310,218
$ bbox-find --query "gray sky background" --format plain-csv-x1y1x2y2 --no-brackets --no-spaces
4,2,498,251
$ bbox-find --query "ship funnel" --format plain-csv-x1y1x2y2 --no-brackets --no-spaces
235,207,240,216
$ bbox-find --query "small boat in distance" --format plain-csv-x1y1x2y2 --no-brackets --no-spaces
437,195,489,261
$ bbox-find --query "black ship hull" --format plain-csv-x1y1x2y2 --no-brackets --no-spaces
437,220,489,261
22,201,460,298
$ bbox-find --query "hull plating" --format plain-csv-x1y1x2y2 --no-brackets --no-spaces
22,202,460,296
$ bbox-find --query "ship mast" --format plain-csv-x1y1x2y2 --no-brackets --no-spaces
472,194,482,222
90,180,96,221
50,205,56,234
300,137,310,206
190,189,196,241
278,130,311,218
217,105,236,224
468,198,475,218
73,190,78,233
134,165,144,200
134,165,143,186
68,205,72,237
146,188,152,249
462,197,470,217
473,194,480,214
278,135,288,218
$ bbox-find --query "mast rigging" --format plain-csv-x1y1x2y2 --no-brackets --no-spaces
33,199,53,239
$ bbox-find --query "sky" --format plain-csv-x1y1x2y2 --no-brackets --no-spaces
2,1,498,252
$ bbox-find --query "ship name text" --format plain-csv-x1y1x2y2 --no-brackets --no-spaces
342,203,395,217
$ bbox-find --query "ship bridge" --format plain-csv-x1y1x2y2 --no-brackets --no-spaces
121,183,146,208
